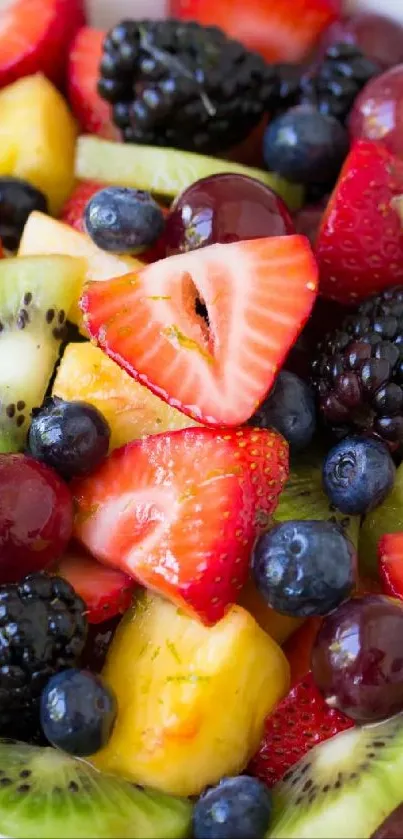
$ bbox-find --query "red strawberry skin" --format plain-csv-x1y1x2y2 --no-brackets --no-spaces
0,0,85,89
67,27,119,140
53,546,136,624
316,141,403,304
248,672,354,787
378,533,403,600
59,181,105,232
80,236,318,428
73,426,289,626
170,0,337,63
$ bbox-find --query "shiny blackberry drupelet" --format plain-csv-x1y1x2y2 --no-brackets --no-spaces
0,573,87,741
301,43,380,125
98,18,276,154
312,287,403,451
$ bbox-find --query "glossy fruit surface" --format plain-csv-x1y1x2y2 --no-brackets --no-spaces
318,13,403,70
164,174,294,256
249,371,316,453
349,65,403,159
322,437,396,516
252,520,356,617
193,776,272,839
67,26,118,140
312,595,403,722
91,592,290,796
52,546,135,624
29,397,110,480
0,454,73,583
40,668,117,757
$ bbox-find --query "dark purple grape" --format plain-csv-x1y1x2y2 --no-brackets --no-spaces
371,804,403,838
164,173,295,256
312,595,403,723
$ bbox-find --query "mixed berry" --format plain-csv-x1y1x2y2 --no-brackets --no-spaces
1,0,403,837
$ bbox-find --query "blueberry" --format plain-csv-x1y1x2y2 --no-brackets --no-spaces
28,397,110,479
262,104,349,185
323,436,396,515
84,186,165,253
249,371,316,453
251,520,356,617
0,177,48,250
193,776,272,839
40,668,117,756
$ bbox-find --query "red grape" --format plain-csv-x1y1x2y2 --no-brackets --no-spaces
164,173,295,256
317,13,403,70
371,804,403,839
0,453,73,583
349,65,403,159
311,595,403,723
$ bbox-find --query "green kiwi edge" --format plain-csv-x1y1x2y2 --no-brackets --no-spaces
0,739,192,839
267,712,403,839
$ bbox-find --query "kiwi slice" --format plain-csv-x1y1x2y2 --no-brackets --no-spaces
0,739,192,839
275,449,360,549
267,712,403,839
359,463,403,577
75,136,304,211
0,255,85,452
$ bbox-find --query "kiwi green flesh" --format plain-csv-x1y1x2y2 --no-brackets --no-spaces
0,740,192,839
267,713,403,839
0,255,84,452
359,463,403,577
275,450,360,549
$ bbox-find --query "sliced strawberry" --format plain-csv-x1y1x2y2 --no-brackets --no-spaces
378,532,403,600
81,236,318,427
248,671,354,787
0,0,85,89
72,426,289,625
170,0,337,63
67,26,119,140
316,140,403,304
59,180,105,232
52,546,136,624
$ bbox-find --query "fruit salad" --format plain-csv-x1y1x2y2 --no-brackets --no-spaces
1,0,403,836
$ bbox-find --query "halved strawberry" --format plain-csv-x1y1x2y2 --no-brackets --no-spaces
0,0,85,89
248,671,354,787
378,532,403,600
81,236,318,427
73,426,289,625
52,545,136,624
59,180,105,232
170,0,337,63
67,26,119,140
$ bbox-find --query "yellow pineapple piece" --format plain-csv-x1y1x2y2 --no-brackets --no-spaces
91,591,290,797
53,342,198,449
0,74,77,215
239,577,304,644
19,211,144,327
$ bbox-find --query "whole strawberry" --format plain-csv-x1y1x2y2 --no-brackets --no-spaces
316,140,403,303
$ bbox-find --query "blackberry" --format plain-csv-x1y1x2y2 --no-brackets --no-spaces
98,18,276,154
301,43,380,124
0,573,87,740
312,287,403,450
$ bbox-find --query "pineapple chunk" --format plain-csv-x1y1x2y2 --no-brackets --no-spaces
0,74,77,215
19,212,143,327
91,592,290,797
53,342,198,449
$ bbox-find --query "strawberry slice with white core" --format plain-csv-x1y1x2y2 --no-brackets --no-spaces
81,236,318,427
73,426,289,625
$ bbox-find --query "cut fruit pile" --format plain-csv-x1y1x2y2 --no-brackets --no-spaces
2,0,403,837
